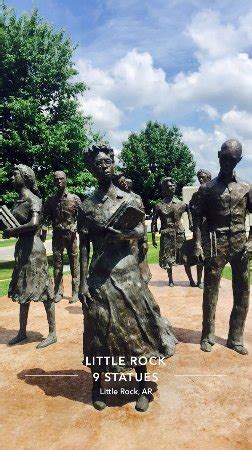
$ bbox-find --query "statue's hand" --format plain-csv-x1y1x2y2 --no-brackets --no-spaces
152,238,157,248
245,237,252,258
40,229,47,242
193,242,204,261
2,228,14,239
142,242,148,255
78,286,93,308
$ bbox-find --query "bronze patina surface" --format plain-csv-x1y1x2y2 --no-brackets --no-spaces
42,171,81,303
193,140,252,355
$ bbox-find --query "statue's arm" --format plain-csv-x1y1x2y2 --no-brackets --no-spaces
3,212,40,238
41,199,52,241
78,232,91,304
192,188,205,258
186,203,193,232
151,205,159,248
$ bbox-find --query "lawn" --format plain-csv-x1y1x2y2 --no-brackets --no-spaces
0,233,251,297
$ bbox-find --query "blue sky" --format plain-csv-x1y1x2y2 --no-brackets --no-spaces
5,0,252,179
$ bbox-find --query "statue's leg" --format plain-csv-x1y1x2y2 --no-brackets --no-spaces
167,268,174,286
227,251,250,355
201,256,225,352
67,234,79,303
197,264,204,288
91,369,106,411
184,264,196,287
8,303,30,345
52,235,64,302
135,365,151,412
36,298,57,348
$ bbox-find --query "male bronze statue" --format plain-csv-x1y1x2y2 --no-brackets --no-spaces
193,140,252,355
190,169,212,288
42,171,81,303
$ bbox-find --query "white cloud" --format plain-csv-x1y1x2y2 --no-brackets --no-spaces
199,105,219,120
74,7,252,180
79,96,122,130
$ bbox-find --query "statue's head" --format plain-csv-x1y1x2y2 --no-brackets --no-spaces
196,169,212,185
218,139,242,175
12,164,40,197
125,178,133,192
161,177,176,196
54,170,67,191
84,144,115,183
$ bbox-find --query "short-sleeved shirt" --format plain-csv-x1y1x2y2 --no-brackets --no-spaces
195,172,252,234
42,190,81,233
152,198,186,234
12,194,42,225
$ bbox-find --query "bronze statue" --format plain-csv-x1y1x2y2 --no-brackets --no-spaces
193,140,252,355
189,169,212,288
114,174,151,283
42,171,81,303
151,177,196,287
3,165,56,348
78,145,177,412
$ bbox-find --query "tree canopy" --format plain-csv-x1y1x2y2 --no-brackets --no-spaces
1,3,98,204
119,121,196,212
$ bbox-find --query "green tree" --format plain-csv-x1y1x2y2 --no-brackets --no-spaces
120,121,196,212
1,4,98,204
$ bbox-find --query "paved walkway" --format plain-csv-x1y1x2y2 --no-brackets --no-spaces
0,265,251,449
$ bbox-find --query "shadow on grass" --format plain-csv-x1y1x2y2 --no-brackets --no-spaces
17,368,157,408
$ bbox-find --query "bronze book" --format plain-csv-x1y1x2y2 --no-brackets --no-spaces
105,201,145,231
0,205,20,230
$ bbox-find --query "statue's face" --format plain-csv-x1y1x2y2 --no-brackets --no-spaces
162,180,175,195
125,179,133,192
219,153,240,175
117,176,128,191
12,169,24,189
54,172,67,190
198,172,209,185
93,152,114,182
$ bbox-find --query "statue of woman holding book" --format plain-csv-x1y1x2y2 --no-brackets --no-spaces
3,165,56,348
78,144,177,413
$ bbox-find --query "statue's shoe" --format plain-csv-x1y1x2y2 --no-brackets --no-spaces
169,282,174,287
36,334,57,349
197,282,203,289
69,294,78,304
190,281,197,287
135,394,150,412
227,343,248,355
200,341,212,352
54,293,63,303
8,333,27,345
92,390,107,411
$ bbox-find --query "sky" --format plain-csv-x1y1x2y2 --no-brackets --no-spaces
5,0,252,180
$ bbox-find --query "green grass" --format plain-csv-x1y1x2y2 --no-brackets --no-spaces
0,233,251,297
0,234,52,247
0,238,17,247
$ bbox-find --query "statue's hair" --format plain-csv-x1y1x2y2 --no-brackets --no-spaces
160,176,175,189
14,164,41,197
196,169,212,180
220,139,242,156
83,144,114,169
54,170,66,178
